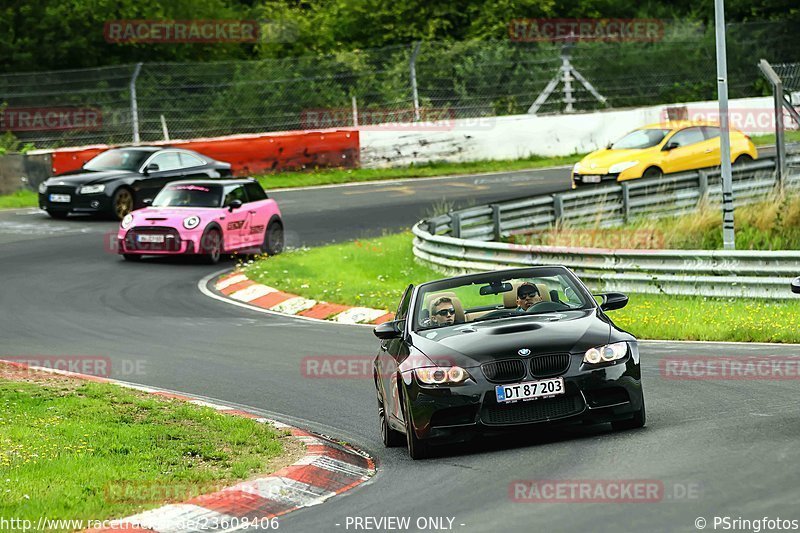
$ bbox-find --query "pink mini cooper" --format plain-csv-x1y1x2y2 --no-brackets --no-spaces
117,179,283,263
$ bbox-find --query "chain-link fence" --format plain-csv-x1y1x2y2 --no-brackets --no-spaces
0,21,797,149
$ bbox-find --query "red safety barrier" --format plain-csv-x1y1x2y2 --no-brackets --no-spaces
50,130,360,176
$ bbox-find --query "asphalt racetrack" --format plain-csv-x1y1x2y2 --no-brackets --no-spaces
2,165,799,532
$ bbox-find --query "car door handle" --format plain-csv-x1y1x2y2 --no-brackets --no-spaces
704,149,713,153
249,210,257,214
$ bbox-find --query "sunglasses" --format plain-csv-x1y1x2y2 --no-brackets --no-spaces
435,308,456,317
519,292,539,299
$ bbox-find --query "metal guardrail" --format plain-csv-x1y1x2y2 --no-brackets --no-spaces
414,155,800,299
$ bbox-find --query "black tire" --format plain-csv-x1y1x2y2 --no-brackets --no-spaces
611,400,646,431
200,228,223,265
122,254,142,262
733,154,753,166
262,221,284,256
641,167,662,180
47,211,69,219
112,187,135,221
379,397,404,448
403,393,431,460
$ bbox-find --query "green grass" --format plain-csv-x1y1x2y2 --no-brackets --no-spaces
510,193,800,251
252,153,582,189
244,232,800,343
0,370,294,531
750,130,800,146
0,189,36,209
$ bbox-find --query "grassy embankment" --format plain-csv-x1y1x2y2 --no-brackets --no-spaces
0,364,300,531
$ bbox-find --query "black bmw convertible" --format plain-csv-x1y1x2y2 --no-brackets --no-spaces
373,266,645,459
38,146,232,220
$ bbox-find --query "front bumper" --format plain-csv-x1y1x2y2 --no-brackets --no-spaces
571,173,620,188
404,344,643,443
118,226,198,255
39,190,112,214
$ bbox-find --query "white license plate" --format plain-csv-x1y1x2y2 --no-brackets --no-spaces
495,377,565,403
49,194,71,203
137,234,165,243
582,175,602,183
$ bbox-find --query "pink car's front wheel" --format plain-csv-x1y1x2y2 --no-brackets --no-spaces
201,228,223,264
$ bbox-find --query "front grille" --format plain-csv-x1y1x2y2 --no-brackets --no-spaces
482,359,526,383
529,353,571,378
481,395,584,425
125,226,182,252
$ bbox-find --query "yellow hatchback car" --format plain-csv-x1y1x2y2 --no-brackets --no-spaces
572,121,758,187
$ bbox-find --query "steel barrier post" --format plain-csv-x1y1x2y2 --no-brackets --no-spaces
491,204,502,241
450,212,461,238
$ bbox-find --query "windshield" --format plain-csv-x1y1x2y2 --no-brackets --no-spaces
611,129,671,149
413,268,594,331
152,184,222,208
83,149,153,172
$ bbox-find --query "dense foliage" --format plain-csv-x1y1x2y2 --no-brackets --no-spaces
1,0,798,73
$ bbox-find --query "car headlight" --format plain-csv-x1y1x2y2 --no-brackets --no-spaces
38,182,48,194
121,214,134,229
573,162,582,173
584,342,628,365
608,161,639,174
414,366,471,385
183,215,201,229
79,184,105,194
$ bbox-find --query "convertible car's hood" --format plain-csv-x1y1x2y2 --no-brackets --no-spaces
410,309,613,367
48,170,135,185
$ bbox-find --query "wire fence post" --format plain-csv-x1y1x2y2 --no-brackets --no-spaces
410,41,422,122
758,59,787,189
352,96,359,127
129,63,143,145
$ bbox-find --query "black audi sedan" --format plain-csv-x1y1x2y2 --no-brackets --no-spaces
38,147,232,220
373,266,644,459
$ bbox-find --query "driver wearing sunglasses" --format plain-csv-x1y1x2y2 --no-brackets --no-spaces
428,296,457,327
515,283,543,311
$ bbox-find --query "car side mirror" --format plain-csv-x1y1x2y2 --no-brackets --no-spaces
662,142,679,151
227,199,243,212
373,320,402,340
597,292,629,311
143,198,152,205
792,277,800,294
144,163,159,174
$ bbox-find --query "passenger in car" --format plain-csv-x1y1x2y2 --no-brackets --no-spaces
515,283,543,311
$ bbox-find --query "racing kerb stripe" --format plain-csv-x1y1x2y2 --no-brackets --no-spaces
0,359,375,533
213,270,395,325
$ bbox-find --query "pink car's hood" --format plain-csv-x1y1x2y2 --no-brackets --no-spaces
126,206,222,227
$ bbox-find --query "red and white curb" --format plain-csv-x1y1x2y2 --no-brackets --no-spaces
0,360,375,532
212,270,394,326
